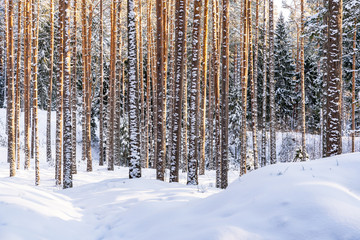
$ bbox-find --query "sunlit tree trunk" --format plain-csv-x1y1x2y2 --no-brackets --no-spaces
199,0,210,176
15,0,22,170
145,0,152,168
7,0,15,177
241,0,249,175
108,0,116,171
23,0,32,170
55,0,64,185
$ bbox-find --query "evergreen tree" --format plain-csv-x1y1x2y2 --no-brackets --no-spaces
274,14,296,130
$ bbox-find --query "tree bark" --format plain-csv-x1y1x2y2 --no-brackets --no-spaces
325,0,342,156
128,0,141,178
169,0,186,183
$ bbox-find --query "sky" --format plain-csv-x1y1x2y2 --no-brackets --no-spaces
274,0,291,20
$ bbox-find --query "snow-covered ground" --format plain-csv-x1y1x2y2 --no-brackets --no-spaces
1,152,360,239
1,109,360,239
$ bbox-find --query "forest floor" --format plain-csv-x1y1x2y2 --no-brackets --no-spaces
0,109,360,239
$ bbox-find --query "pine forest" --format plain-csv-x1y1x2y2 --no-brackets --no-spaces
0,0,360,238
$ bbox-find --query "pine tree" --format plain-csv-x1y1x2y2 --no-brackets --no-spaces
155,0,165,180
220,0,230,189
62,0,73,189
7,0,15,177
128,0,141,178
325,0,342,156
269,0,276,164
169,0,186,183
188,0,202,186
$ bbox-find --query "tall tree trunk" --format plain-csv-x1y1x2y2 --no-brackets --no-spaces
32,0,40,185
325,0,342,156
252,0,260,169
86,4,93,172
128,0,141,178
23,0,32,170
261,0,267,167
199,0,210,176
7,0,15,177
81,0,87,164
55,0,64,185
351,20,356,153
108,0,117,171
241,0,249,175
138,0,146,168
145,0,152,168
115,0,122,166
220,0,230,189
181,0,189,173
155,0,165,180
213,0,221,188
300,0,306,161
169,0,186,183
47,0,54,165
15,0,22,170
99,0,104,166
62,0,73,189
269,0,276,164
71,0,78,174
187,0,202,186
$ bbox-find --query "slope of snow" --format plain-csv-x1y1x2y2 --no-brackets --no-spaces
1,153,359,239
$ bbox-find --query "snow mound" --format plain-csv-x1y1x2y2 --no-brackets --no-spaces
1,153,360,240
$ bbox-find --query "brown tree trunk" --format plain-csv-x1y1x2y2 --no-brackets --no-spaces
15,0,22,170
325,0,342,156
155,0,165,180
23,0,32,170
7,0,15,177
199,0,210,176
55,0,64,185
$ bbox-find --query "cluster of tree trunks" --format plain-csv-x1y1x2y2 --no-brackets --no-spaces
2,0,347,189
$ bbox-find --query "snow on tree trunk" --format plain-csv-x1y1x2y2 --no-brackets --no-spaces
46,0,54,166
128,0,141,178
300,0,307,162
62,0,73,189
169,0,186,183
155,0,165,180
325,0,342,156
55,0,64,185
220,0,230,189
187,0,202,186
23,0,32,171
269,0,276,164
